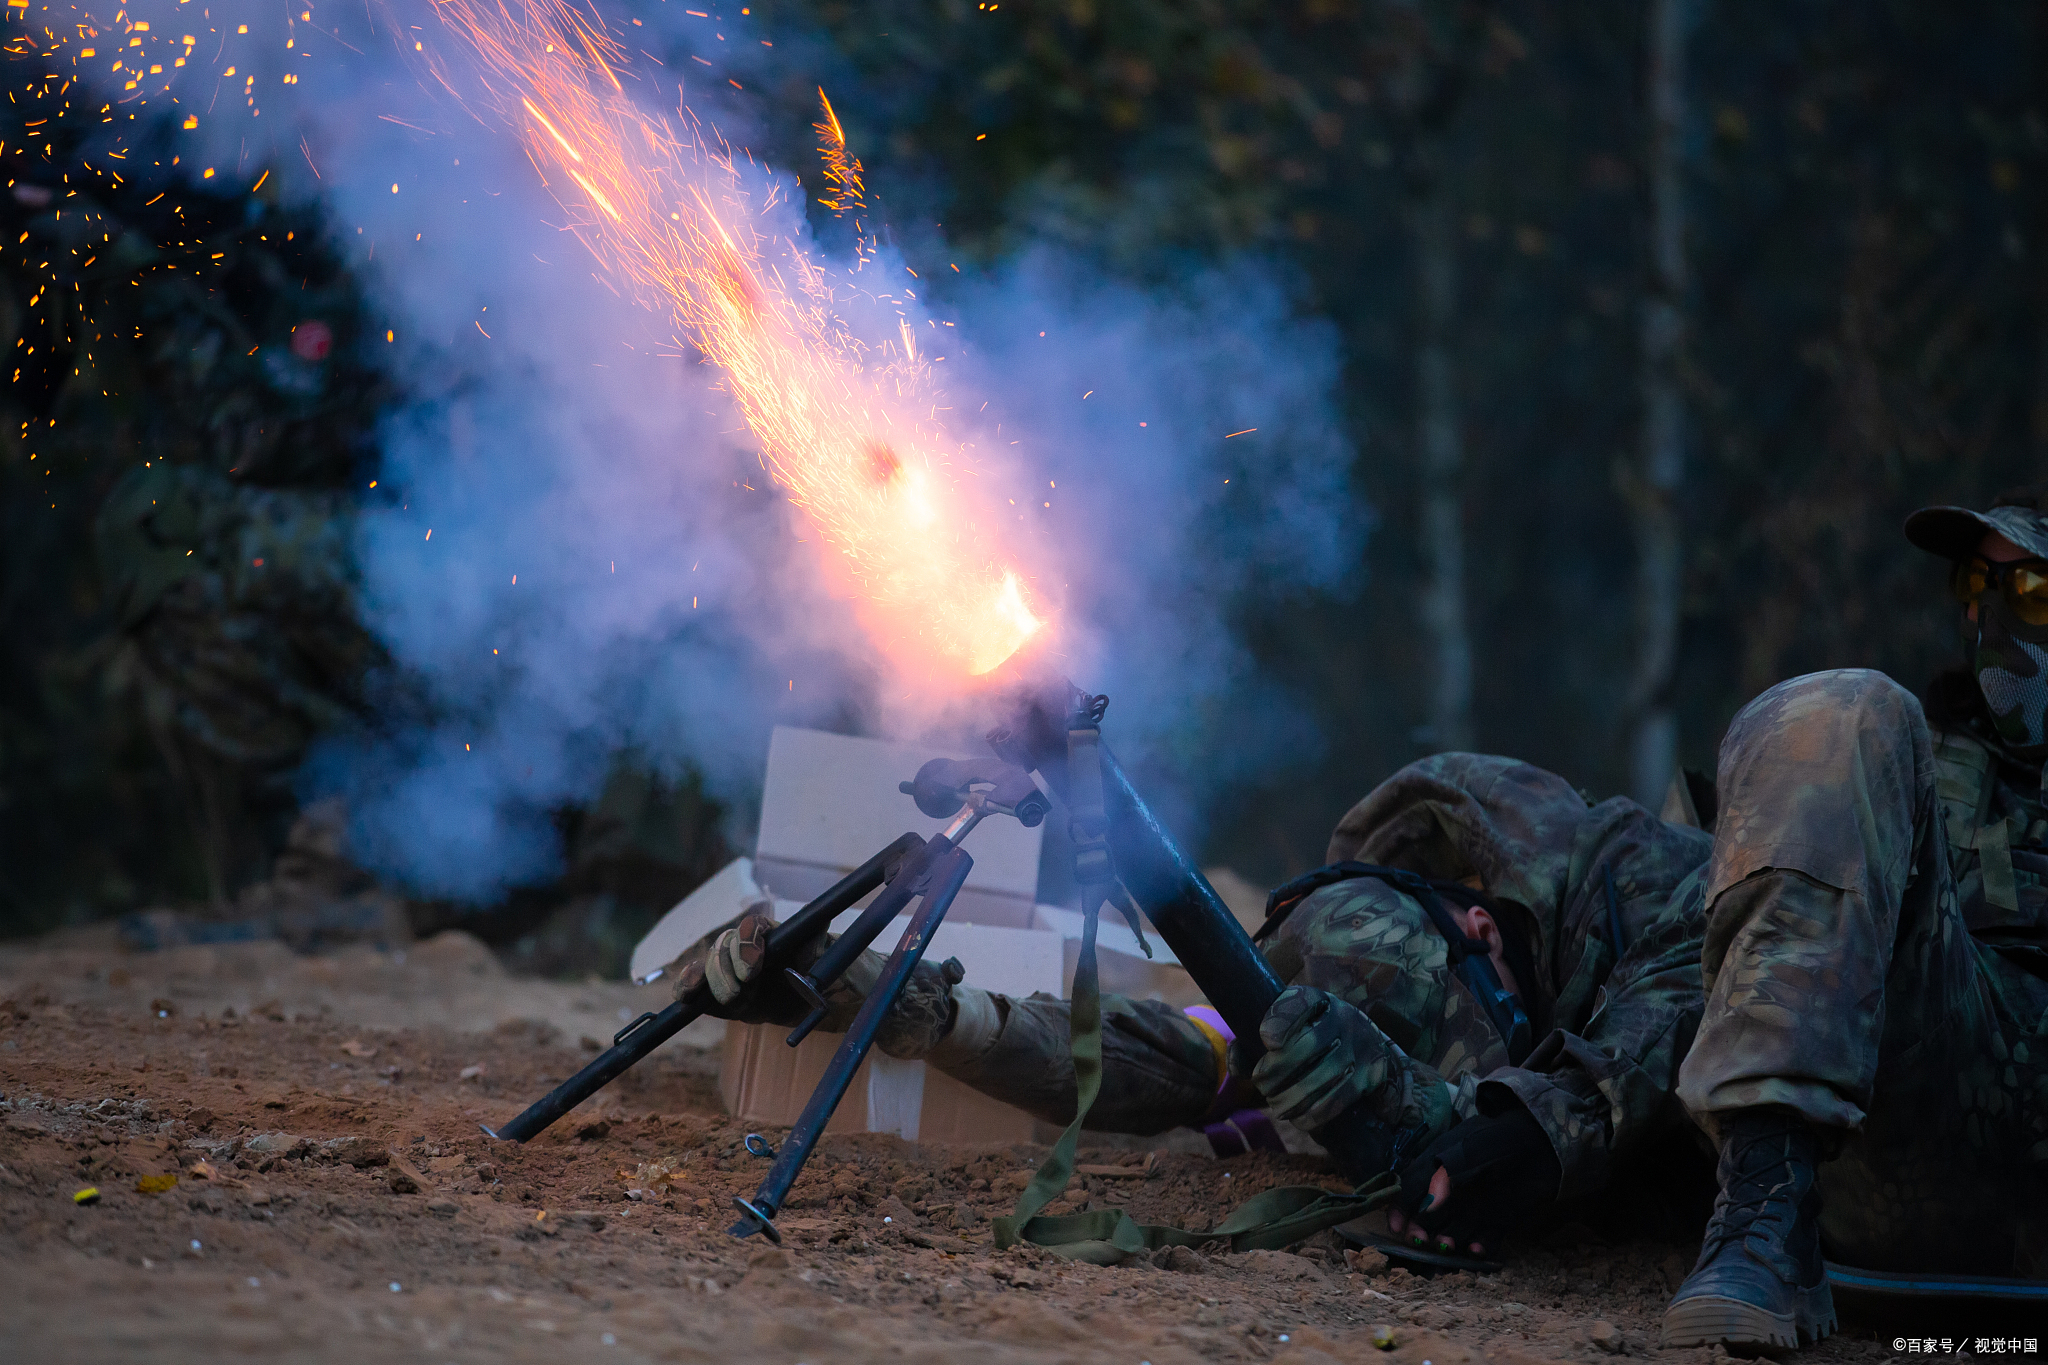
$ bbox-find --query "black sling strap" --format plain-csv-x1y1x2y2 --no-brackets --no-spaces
1257,861,1534,1065
1600,863,1628,958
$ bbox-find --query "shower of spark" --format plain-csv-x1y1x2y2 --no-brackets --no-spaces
2,0,1044,678
423,0,1043,679
811,87,864,219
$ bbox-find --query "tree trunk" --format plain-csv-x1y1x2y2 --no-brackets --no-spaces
1628,0,1688,808
1410,137,1473,753
2034,5,2048,468
1382,0,1488,754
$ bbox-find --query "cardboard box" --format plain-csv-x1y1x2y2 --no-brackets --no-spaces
630,859,1206,1005
720,909,1065,1142
623,854,1069,1142
752,726,1044,928
710,725,1061,1142
717,898,1210,1140
719,1023,1035,1145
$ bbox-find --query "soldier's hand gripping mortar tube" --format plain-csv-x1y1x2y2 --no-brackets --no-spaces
667,486,2048,1352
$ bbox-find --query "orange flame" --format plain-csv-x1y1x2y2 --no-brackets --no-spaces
428,0,1041,678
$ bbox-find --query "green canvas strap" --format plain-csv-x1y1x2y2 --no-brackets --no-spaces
1932,730,2021,913
991,898,1105,1246
992,697,1116,1246
1065,702,1114,890
995,1172,1401,1265
1932,730,1995,828
1979,816,2020,912
991,692,1377,1264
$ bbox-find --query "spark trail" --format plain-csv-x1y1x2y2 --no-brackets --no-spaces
423,0,1043,679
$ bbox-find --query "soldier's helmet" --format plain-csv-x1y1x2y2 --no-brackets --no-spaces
1264,876,1516,1087
1905,484,2048,564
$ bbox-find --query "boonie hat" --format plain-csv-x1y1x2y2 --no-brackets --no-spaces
1906,485,2048,562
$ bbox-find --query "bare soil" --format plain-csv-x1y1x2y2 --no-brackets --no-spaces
0,932,1912,1364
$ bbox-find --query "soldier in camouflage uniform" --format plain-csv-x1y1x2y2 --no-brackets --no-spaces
682,735,1722,1231
1649,491,2048,1348
936,747,1713,1160
682,489,2048,1354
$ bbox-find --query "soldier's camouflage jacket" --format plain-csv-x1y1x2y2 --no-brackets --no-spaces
930,668,2047,1252
931,749,1717,1186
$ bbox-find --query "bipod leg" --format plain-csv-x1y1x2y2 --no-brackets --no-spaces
728,843,975,1241
481,832,924,1144
781,849,932,1045
481,999,693,1143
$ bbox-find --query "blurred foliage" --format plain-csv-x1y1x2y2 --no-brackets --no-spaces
1685,1,2048,715
0,74,386,928
0,74,729,960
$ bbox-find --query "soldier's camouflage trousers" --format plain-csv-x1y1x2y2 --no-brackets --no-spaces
1675,669,2048,1276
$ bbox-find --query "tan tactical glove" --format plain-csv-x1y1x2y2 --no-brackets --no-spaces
669,909,998,1062
667,908,817,1026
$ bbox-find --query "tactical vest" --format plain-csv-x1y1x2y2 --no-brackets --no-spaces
1930,727,2048,933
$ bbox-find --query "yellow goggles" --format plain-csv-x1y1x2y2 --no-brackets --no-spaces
1951,555,2048,627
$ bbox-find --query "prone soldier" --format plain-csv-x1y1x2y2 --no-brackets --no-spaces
675,487,2048,1353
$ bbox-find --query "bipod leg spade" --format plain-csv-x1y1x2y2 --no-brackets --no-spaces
728,842,975,1242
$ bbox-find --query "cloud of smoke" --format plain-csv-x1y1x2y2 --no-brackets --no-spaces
80,0,1365,899
941,252,1359,833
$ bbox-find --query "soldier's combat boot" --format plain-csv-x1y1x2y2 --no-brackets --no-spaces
1661,1108,1837,1351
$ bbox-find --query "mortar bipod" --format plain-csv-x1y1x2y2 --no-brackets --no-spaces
779,757,1048,1046
729,760,1044,1243
480,832,926,1145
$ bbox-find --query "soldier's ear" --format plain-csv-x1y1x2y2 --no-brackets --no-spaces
1462,906,1502,953
1462,908,1521,998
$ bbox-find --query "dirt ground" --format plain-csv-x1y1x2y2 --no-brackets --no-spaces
0,930,1943,1364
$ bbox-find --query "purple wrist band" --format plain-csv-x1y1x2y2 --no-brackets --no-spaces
1183,1005,1287,1156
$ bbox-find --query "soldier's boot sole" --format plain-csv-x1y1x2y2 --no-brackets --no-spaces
1660,1281,1838,1352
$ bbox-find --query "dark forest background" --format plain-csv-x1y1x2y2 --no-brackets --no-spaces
3,0,2042,969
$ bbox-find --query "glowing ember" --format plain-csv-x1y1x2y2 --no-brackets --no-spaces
426,0,1042,678
4,0,1043,677
812,87,865,218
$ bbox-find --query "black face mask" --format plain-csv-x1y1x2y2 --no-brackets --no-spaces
1970,593,2048,758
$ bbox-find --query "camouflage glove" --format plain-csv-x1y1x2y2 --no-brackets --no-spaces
670,910,983,1060
1250,985,1461,1150
1251,985,1392,1129
1391,1105,1561,1253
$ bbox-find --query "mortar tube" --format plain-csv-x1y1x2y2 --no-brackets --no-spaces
986,684,1281,1051
1085,746,1410,1174
987,684,1407,1176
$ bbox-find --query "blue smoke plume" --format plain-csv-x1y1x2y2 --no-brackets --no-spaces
83,0,1366,898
